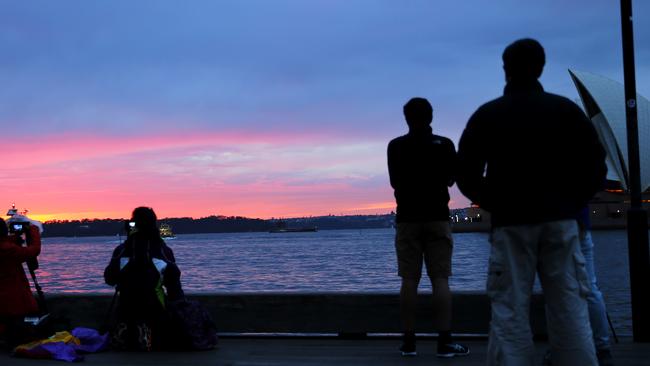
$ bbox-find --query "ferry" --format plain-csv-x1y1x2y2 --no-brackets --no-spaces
159,223,176,239
269,227,318,233
269,221,317,233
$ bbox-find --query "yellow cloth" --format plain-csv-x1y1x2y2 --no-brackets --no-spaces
15,331,81,351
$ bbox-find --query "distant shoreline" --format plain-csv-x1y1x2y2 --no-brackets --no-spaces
40,214,396,238
39,213,637,238
41,221,634,239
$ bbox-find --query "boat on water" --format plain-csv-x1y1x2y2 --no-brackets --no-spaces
269,221,317,233
269,227,318,233
159,223,176,239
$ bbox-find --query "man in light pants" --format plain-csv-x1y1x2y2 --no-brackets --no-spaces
457,38,607,365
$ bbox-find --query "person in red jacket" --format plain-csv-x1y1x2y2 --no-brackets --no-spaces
0,218,41,347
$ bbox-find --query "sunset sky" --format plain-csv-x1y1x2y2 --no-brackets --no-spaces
2,1,650,221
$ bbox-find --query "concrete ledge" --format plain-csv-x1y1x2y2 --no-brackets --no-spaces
46,292,547,336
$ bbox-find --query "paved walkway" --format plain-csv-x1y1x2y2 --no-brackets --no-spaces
1,338,649,365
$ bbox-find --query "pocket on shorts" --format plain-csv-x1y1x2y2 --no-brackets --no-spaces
573,252,591,298
394,223,411,251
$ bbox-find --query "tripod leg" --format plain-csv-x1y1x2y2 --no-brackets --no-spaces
28,268,48,315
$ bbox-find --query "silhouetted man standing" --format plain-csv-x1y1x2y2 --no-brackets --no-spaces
457,39,606,365
388,97,468,358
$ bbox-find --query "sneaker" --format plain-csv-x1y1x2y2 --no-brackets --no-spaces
596,349,614,366
399,341,417,356
437,342,470,358
542,349,552,365
136,323,152,352
110,322,129,351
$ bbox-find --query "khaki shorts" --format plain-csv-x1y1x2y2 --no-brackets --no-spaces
395,221,453,279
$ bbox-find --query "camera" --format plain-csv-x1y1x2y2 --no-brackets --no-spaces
124,221,137,234
9,221,30,234
7,221,38,271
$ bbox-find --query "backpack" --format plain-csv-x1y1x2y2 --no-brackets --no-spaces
167,299,218,350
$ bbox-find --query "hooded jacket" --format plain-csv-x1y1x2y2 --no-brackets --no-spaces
457,79,607,227
388,126,456,223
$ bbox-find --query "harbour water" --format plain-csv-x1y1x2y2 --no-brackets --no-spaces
34,228,632,335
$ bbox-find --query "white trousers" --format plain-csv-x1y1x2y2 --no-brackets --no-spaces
486,220,597,366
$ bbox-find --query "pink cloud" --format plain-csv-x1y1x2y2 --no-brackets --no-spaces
2,131,468,221
3,130,339,169
1,131,396,219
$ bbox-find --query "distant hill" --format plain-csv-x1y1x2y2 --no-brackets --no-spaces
41,214,396,238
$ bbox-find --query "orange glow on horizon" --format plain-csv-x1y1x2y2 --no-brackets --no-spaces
16,207,397,223
24,212,126,223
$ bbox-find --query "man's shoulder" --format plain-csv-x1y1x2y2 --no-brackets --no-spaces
471,96,506,118
388,134,409,148
537,92,589,124
111,243,127,256
390,133,452,145
431,134,454,147
461,98,503,134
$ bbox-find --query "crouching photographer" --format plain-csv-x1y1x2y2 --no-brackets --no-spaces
0,218,42,349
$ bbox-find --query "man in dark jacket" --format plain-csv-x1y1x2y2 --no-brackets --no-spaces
388,97,468,358
457,39,607,365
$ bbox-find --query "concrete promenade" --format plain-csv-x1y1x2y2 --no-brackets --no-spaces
2,293,649,364
2,338,650,365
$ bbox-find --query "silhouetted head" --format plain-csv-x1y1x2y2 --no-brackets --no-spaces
403,97,433,130
0,218,7,237
502,38,545,81
131,206,159,237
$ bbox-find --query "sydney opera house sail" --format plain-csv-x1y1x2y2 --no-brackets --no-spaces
569,69,650,192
